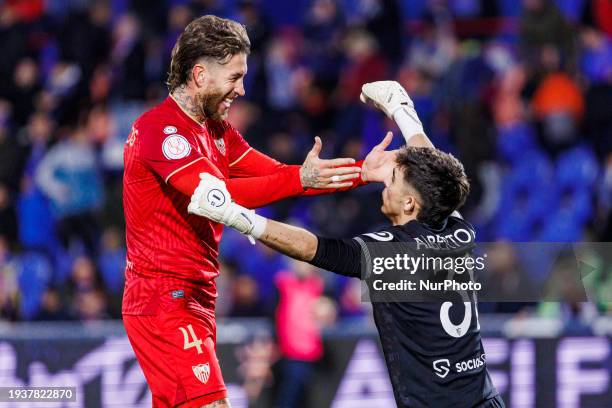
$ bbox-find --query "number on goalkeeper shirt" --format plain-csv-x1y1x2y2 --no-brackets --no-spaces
179,324,203,354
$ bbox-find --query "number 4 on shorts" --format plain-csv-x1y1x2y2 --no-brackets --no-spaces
179,324,203,354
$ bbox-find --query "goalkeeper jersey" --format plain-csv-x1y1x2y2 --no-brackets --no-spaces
312,216,500,407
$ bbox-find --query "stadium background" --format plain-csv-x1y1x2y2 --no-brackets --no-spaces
0,0,610,407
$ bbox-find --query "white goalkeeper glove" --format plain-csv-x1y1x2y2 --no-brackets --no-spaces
360,81,425,143
187,173,267,243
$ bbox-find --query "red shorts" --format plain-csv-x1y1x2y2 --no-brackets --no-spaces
124,308,227,407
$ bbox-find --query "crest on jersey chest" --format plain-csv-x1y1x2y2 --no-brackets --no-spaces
213,137,226,155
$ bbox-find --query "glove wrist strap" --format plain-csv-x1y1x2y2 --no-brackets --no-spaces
250,212,267,239
393,107,426,143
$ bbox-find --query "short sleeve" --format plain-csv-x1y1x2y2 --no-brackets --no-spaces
137,119,205,183
226,125,251,166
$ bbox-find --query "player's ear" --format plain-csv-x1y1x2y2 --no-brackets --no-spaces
403,195,417,215
191,62,207,89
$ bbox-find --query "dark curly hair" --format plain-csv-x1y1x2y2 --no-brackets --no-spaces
396,147,470,226
167,15,251,92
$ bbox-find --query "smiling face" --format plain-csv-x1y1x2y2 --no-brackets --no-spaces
195,53,248,121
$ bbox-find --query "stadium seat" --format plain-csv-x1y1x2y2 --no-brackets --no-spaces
17,252,53,320
98,248,126,294
17,187,56,251
496,0,522,17
555,146,600,191
537,208,583,242
497,122,539,164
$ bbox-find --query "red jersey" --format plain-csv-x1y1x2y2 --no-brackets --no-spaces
122,97,250,315
122,96,366,317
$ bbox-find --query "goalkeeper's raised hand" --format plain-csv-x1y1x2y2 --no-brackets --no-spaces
360,81,433,148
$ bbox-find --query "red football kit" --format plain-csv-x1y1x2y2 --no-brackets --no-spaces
122,96,365,407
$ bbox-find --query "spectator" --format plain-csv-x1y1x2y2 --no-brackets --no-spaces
8,58,41,127
0,184,18,243
35,287,70,321
16,112,56,252
519,0,576,71
73,289,110,321
36,127,103,256
0,235,19,321
110,13,147,100
230,274,266,317
274,260,336,408
0,101,29,194
531,71,584,150
361,0,403,66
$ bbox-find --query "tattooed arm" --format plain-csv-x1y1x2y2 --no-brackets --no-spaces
202,398,232,407
298,136,362,189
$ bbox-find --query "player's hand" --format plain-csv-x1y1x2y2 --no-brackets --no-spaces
361,132,398,183
187,173,258,238
300,136,361,189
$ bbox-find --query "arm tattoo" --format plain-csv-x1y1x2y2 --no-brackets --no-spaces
202,398,231,407
300,164,320,188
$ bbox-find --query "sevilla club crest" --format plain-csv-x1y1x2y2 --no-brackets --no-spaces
192,363,211,384
214,138,226,155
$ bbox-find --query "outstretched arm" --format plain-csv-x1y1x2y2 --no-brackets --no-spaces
258,219,362,278
170,136,361,209
255,219,318,262
187,173,362,276
229,137,361,189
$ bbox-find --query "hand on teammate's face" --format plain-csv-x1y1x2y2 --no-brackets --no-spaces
362,132,397,183
299,136,361,189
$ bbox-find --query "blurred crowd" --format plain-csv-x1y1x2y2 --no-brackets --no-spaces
0,0,611,330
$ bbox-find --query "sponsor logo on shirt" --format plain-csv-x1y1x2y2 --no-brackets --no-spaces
432,359,450,378
162,134,191,160
163,125,177,134
455,354,486,373
192,363,211,384
171,290,184,299
432,354,486,378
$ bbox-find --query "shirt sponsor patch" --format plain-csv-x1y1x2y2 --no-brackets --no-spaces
171,290,184,299
162,134,191,160
163,125,177,134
